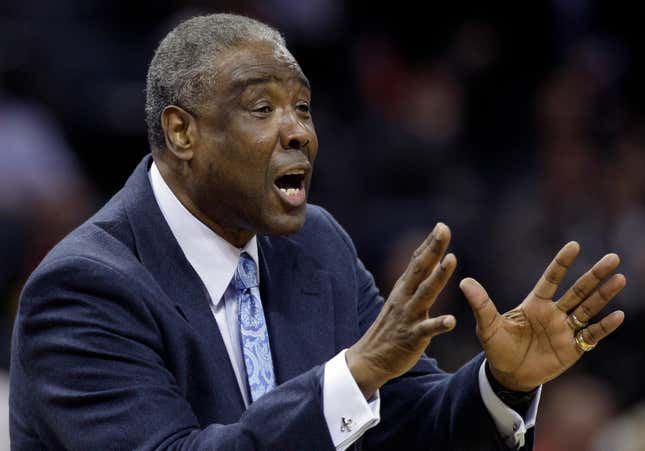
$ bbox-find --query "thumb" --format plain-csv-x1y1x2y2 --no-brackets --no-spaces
459,277,500,333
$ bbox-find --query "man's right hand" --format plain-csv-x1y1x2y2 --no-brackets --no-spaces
346,223,457,399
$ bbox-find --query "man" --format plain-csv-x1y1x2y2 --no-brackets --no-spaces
10,13,626,450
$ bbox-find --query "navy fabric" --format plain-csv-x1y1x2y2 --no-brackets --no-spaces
10,155,527,450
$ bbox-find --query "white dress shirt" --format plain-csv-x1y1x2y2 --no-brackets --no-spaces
149,162,538,449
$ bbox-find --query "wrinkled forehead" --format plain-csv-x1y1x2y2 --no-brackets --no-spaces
214,41,310,94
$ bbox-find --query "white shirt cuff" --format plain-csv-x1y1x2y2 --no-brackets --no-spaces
478,360,541,449
323,349,381,450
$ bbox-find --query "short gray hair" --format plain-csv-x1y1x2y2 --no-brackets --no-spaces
145,13,286,150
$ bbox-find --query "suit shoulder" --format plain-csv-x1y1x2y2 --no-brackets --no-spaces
28,192,142,291
286,204,357,258
302,204,342,234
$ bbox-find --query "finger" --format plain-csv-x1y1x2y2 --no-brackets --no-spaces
400,223,451,295
556,253,621,312
532,241,580,300
575,310,625,353
415,315,456,338
570,274,626,324
460,277,500,335
409,253,457,313
410,225,436,257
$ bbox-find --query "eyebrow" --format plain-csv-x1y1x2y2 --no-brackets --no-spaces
234,74,311,92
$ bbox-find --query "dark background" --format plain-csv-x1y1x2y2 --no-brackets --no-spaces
2,1,645,449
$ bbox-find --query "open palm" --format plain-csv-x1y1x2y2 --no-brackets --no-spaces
460,242,626,392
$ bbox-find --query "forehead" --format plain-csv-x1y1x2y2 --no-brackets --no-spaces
213,41,310,93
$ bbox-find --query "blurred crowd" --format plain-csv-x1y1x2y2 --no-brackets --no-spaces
1,1,645,450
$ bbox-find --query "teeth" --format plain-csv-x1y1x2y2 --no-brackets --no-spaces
280,187,301,196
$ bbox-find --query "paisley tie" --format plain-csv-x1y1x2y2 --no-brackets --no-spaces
233,252,276,402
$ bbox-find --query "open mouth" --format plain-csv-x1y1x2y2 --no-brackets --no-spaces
274,169,307,207
275,170,305,195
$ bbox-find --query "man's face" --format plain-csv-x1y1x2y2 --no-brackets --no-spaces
187,41,318,238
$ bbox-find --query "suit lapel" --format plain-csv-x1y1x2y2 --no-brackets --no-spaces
258,235,336,384
121,155,246,413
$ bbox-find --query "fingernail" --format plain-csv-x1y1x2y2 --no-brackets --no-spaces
440,254,454,269
443,316,455,328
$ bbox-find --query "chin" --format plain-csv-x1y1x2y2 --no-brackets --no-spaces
263,209,307,236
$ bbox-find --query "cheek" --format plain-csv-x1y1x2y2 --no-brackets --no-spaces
308,131,319,161
229,130,278,181
300,120,318,158
204,117,279,199
236,121,278,155
222,139,275,202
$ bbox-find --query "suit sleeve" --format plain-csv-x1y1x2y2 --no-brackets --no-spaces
11,256,335,451
317,208,526,451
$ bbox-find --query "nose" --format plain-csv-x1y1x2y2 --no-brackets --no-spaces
279,111,312,151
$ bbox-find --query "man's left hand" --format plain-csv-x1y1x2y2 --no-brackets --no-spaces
459,241,626,392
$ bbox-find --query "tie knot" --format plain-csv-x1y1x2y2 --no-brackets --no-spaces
234,252,258,290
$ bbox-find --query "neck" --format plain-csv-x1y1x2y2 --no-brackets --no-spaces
154,157,254,248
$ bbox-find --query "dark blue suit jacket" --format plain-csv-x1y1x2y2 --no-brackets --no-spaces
10,155,517,450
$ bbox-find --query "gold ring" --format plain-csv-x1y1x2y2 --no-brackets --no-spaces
574,330,596,352
567,313,588,331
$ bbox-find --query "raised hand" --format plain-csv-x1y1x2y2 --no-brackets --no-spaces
346,222,457,399
460,241,626,392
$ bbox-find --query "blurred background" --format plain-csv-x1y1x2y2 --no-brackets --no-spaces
1,1,645,450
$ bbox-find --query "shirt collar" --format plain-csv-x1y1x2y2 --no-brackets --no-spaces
148,161,259,307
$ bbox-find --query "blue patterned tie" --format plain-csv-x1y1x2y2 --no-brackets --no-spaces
233,252,276,402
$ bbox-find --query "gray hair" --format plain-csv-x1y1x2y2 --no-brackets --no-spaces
145,13,286,150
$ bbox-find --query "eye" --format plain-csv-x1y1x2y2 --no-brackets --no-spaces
296,102,311,115
253,105,273,114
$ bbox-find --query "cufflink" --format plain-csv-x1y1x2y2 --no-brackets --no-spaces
340,416,353,432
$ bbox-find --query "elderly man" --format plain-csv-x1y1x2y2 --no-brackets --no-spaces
10,13,626,450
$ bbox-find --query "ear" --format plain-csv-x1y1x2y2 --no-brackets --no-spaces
160,105,197,161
